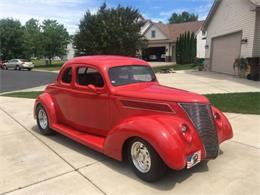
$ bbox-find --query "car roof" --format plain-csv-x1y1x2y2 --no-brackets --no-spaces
65,55,149,69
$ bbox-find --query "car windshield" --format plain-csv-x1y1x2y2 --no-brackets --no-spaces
109,65,156,86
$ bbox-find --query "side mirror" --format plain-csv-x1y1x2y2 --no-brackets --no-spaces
88,84,100,94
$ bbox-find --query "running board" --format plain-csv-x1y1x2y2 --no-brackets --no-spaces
52,123,105,153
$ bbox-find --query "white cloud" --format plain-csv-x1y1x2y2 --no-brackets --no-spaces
0,0,100,34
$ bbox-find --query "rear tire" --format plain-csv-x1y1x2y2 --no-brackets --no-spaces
3,65,8,70
127,138,168,182
36,104,54,135
28,68,32,71
16,65,21,71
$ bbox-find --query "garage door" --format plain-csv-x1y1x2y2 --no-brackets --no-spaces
211,32,242,74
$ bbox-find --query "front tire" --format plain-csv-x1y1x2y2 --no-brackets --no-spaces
36,104,54,135
3,65,8,70
28,68,32,71
127,138,168,182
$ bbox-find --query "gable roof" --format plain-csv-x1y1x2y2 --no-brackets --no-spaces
155,21,204,41
203,0,259,30
202,0,222,30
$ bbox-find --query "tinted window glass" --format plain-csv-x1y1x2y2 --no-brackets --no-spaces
62,67,72,83
109,65,156,86
76,67,104,87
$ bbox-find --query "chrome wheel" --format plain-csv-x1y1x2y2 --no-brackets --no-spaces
38,109,48,129
131,141,151,173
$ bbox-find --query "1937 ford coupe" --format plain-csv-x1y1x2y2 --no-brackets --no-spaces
34,56,233,182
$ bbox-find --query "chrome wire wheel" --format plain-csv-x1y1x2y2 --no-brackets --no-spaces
131,141,151,173
38,109,48,129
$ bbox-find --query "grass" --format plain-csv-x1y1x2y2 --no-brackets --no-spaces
2,91,259,114
32,60,64,71
32,60,196,72
152,64,197,73
205,92,260,115
1,91,43,99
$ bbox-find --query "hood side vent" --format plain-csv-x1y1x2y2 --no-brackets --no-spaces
120,99,174,113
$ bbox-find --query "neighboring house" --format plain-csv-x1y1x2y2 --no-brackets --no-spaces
203,0,260,75
140,20,205,62
63,41,75,60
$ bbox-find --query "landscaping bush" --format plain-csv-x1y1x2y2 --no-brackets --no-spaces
175,31,196,64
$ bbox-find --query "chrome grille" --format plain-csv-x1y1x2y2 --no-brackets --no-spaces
180,103,219,159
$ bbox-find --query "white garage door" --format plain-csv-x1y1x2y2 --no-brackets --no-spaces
211,32,242,74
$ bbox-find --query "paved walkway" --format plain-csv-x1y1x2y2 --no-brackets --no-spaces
0,96,259,195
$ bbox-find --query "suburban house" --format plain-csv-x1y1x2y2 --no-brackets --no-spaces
63,41,75,60
203,0,260,75
140,20,205,62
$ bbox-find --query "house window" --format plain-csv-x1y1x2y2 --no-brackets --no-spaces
151,30,156,38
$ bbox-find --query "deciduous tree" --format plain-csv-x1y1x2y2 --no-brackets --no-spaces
74,3,146,56
0,19,24,60
169,11,198,24
23,18,42,59
41,19,69,64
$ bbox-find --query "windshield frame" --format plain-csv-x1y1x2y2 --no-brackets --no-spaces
108,65,157,87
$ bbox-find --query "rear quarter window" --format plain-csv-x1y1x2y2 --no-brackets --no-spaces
62,67,72,83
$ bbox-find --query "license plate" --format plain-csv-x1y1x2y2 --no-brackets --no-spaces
187,150,201,169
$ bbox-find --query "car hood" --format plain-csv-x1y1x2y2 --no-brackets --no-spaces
111,82,209,103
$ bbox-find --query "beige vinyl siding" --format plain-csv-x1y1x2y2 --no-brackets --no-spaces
205,0,256,58
253,10,260,57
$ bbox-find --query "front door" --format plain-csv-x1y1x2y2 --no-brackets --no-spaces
69,65,110,136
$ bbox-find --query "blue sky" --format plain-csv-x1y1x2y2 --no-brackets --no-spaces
0,0,214,34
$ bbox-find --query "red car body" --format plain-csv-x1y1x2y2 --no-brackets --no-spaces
34,56,233,175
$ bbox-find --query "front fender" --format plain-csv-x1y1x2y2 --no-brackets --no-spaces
211,106,233,143
34,92,57,128
104,115,204,170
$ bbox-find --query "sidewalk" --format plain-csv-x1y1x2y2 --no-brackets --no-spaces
0,96,259,195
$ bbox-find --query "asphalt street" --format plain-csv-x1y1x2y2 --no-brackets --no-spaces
0,70,57,93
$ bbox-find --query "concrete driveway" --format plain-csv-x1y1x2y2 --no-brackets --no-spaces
0,96,259,195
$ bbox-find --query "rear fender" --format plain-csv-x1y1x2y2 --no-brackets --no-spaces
104,115,202,170
34,92,56,128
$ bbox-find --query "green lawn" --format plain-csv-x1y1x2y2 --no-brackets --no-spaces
152,64,197,73
1,91,43,99
205,92,260,114
2,91,259,114
33,60,64,71
32,60,196,72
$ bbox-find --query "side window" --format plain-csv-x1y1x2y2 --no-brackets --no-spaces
76,66,104,88
62,67,72,84
151,30,156,38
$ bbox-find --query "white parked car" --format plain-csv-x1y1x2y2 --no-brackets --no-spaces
3,59,34,71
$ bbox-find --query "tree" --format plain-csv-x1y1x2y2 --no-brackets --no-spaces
175,31,196,64
0,19,25,60
41,19,69,64
169,11,198,24
23,18,42,59
74,3,146,56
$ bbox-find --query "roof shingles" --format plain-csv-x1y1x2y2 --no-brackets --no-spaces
153,21,204,42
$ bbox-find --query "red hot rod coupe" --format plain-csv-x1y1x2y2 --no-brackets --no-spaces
34,56,233,182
